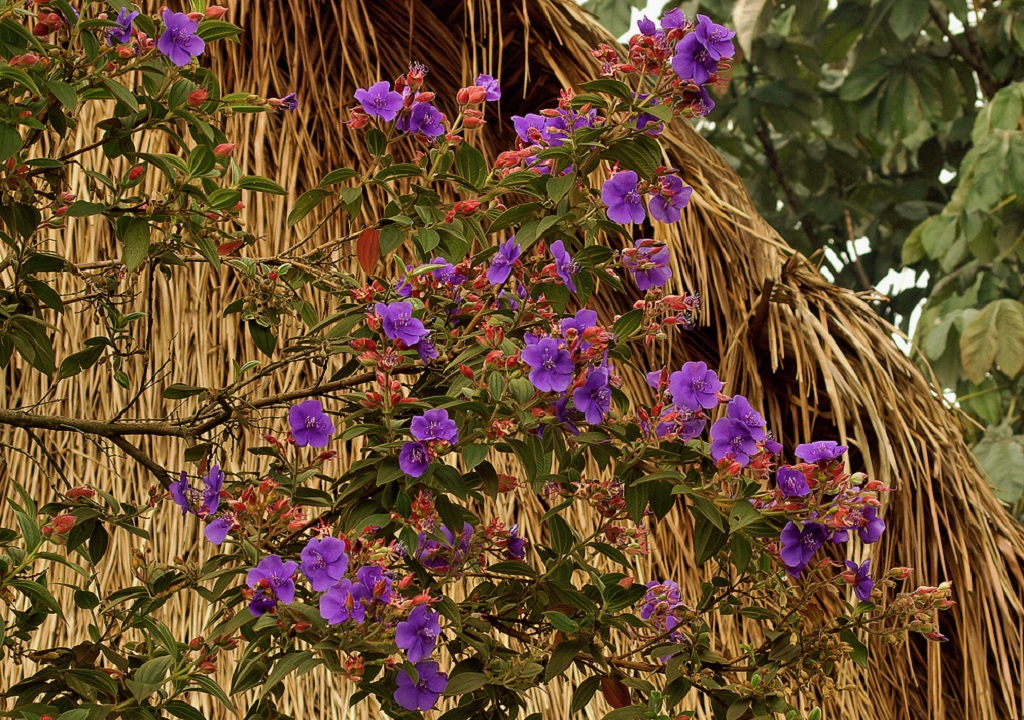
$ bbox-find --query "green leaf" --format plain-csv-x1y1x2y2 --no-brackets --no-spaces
579,78,634,102
237,176,287,195
287,188,333,227
545,639,584,681
166,700,209,720
197,19,243,42
692,511,729,565
366,128,387,157
973,425,1024,504
443,671,488,696
248,320,278,357
462,442,488,470
66,201,106,217
732,0,774,57
120,218,151,272
455,142,488,188
888,0,929,40
543,610,578,634
612,309,644,339
320,168,359,186
0,123,23,162
48,80,78,111
163,383,206,400
840,629,869,667
260,650,315,698
601,707,646,720
570,675,602,714
960,299,1024,384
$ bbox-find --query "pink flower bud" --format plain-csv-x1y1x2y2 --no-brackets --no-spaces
205,5,228,19
187,89,209,107
128,165,146,181
213,143,236,158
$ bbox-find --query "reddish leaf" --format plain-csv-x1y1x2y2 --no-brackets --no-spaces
217,240,245,256
357,228,380,274
601,675,631,708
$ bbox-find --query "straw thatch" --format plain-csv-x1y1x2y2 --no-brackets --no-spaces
2,1,1023,719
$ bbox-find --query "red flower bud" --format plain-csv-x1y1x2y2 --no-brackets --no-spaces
462,116,486,128
128,165,146,180
187,89,209,107
459,364,475,379
66,486,96,501
198,661,217,673
205,5,228,19
32,22,51,36
50,513,76,534
188,636,204,650
213,143,236,158
187,12,204,21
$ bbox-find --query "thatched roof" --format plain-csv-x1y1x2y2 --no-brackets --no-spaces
2,1,1022,718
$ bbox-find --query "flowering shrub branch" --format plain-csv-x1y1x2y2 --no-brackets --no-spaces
0,4,950,720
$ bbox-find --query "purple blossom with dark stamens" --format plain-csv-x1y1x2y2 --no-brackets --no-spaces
512,113,550,143
429,256,465,285
394,661,448,712
301,537,349,592
396,605,442,663
399,441,431,478
376,301,430,346
247,555,298,615
694,14,736,60
405,102,444,137
521,337,574,393
857,508,885,544
726,395,766,442
562,309,599,342
686,86,716,117
506,524,526,560
709,417,759,465
546,108,597,146
249,590,277,616
668,361,722,412
279,93,299,111
844,559,875,602
637,15,657,36
649,175,693,224
779,522,829,577
475,74,501,101
550,240,578,292
415,523,473,572
320,578,370,624
487,237,521,285
289,399,335,448
157,10,205,67
411,409,459,444
354,80,403,121
794,440,849,463
602,170,646,225
623,239,672,290
672,33,718,85
204,516,232,545
680,416,707,442
777,466,810,498
357,564,394,604
415,338,438,362
661,8,685,29
169,465,224,516
553,396,582,436
106,7,138,46
574,367,612,425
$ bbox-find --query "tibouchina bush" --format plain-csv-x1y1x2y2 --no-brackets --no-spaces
0,3,950,720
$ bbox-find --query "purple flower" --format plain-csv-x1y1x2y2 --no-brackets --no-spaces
858,507,885,544
546,108,596,146
406,102,445,137
667,361,722,412
623,239,672,291
726,396,766,442
157,10,205,67
396,605,442,663
399,441,431,477
354,81,403,122
553,396,582,436
415,523,473,572
487,237,521,285
320,578,370,624
794,440,848,463
687,86,716,117
694,14,736,60
301,537,349,592
709,417,759,466
506,524,526,560
107,7,138,46
411,408,459,444
169,465,224,516
288,399,335,448
764,436,783,456
562,309,599,341
475,74,501,101
549,240,578,292
521,337,574,393
512,113,550,143
394,661,448,712
648,175,693,224
779,522,829,576
376,301,430,346
776,466,810,498
247,555,298,615
279,93,299,111
249,590,277,616
204,516,232,545
672,33,718,85
602,171,646,225
415,338,438,362
637,15,657,36
634,95,665,135
429,257,465,285
574,367,612,425
845,559,875,602
661,8,685,30
640,580,681,620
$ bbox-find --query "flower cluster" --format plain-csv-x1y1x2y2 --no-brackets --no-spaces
602,170,693,226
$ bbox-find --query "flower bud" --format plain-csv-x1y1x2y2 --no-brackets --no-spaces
205,5,228,19
32,22,51,37
188,636,204,650
198,661,217,673
459,364,475,379
213,143,236,158
51,513,76,534
66,486,96,501
128,165,146,181
116,46,135,59
187,12,204,21
187,89,209,107
462,116,486,128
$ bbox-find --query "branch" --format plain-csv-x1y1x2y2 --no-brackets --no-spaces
753,117,820,250
928,6,999,99
108,436,175,489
